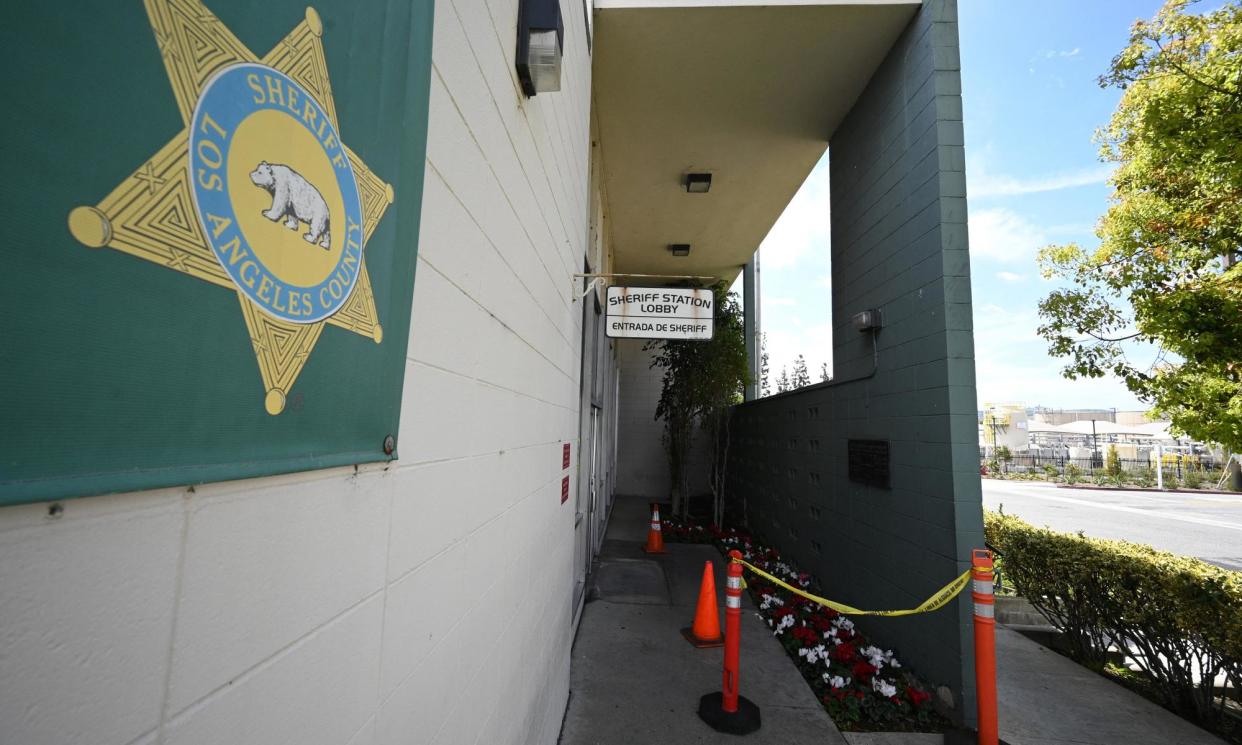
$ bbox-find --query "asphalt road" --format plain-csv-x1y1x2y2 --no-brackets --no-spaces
981,479,1242,571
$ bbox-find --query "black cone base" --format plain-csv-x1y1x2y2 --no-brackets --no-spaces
698,692,761,735
945,728,1012,745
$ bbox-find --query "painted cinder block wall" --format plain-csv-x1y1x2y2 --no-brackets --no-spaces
0,1,597,744
728,0,985,725
615,339,712,499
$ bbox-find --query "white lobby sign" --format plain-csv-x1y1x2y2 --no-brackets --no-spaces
605,286,714,340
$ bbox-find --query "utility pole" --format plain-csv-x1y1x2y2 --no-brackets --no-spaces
1091,419,1099,470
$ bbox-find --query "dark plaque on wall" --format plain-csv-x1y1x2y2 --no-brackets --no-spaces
848,439,890,489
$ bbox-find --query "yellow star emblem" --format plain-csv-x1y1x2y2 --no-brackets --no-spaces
67,1,394,415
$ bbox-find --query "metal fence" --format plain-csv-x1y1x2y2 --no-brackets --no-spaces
981,453,1228,486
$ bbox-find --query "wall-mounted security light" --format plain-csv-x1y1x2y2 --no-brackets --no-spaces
668,243,691,257
684,173,712,193
851,309,883,332
516,0,563,97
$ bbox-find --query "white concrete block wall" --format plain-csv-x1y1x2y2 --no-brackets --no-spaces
615,339,711,498
0,1,596,744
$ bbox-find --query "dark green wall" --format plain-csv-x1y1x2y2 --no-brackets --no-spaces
729,0,984,725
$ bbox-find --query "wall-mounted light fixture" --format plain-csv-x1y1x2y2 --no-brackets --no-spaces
668,243,691,257
684,173,712,193
516,0,563,97
851,309,883,332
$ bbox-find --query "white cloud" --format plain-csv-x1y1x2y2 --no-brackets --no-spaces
759,156,831,270
969,163,1112,198
997,271,1024,282
969,208,1047,263
1043,47,1080,59
967,149,1113,199
767,297,797,307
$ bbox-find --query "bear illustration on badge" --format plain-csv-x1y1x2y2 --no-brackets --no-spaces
250,161,332,249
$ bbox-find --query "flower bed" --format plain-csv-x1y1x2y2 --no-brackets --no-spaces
662,518,949,732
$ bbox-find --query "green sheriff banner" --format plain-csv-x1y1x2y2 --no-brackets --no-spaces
0,0,434,505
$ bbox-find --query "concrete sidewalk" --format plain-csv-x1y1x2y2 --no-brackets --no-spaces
560,495,1228,745
993,626,1226,745
558,495,846,745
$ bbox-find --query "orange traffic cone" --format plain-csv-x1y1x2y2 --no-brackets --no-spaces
642,503,667,554
682,561,724,648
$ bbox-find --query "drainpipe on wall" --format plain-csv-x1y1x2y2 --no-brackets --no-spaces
743,249,761,401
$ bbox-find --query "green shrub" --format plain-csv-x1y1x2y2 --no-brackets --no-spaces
1064,464,1083,484
1043,464,1060,480
984,511,1242,729
1182,469,1204,489
1135,468,1156,488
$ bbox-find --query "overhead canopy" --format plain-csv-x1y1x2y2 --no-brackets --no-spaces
592,0,921,284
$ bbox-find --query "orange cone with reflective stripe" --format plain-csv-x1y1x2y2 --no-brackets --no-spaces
642,503,667,554
682,561,724,648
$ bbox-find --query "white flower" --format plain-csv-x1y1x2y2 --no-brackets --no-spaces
827,675,849,689
758,593,784,611
861,645,887,670
872,678,897,698
805,644,827,665
773,614,795,635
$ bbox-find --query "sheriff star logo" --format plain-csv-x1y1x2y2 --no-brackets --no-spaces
68,1,394,415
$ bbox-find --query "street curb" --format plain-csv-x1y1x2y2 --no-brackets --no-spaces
1053,484,1239,496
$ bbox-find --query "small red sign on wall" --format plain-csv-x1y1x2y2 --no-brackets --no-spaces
562,443,571,469
561,475,570,504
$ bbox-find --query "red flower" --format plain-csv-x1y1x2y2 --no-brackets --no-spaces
851,660,876,682
906,686,932,707
791,626,818,645
830,642,856,662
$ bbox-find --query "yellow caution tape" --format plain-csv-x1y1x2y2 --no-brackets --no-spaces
732,558,972,617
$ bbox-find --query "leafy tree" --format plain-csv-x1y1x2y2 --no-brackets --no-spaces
777,366,790,393
1036,0,1242,451
996,445,1013,474
760,332,771,397
820,362,830,383
791,355,811,389
648,284,749,522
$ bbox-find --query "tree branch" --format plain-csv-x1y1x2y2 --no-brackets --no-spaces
1153,37,1242,100
1084,330,1143,342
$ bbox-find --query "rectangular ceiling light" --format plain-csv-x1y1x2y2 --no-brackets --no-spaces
668,244,691,257
684,173,712,193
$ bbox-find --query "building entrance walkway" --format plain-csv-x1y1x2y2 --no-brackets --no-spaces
558,494,847,744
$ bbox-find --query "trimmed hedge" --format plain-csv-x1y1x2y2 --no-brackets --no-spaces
985,511,1241,729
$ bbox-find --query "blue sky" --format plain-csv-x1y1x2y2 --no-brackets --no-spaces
757,0,1166,409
